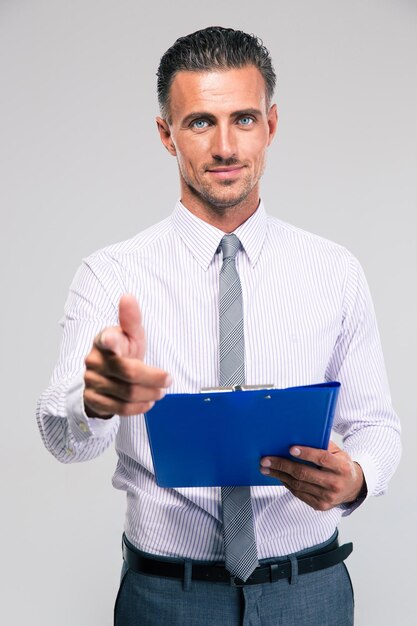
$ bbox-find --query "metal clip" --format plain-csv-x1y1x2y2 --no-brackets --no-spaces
200,384,274,393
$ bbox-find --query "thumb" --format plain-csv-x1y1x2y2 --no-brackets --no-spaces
328,440,342,454
119,293,146,358
98,295,145,359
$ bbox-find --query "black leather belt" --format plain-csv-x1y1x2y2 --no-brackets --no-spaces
122,535,353,587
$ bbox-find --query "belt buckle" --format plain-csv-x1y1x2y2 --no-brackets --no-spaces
230,575,246,588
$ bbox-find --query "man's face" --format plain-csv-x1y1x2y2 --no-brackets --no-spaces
157,66,277,216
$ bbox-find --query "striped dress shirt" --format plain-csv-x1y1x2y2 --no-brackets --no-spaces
37,200,401,560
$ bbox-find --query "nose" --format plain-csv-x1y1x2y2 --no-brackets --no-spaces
211,123,237,162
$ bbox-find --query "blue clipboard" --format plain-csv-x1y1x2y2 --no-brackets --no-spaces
145,381,340,488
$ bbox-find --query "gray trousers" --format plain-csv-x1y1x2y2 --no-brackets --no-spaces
114,534,354,626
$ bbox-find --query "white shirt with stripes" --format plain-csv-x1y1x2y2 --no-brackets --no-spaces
37,200,401,560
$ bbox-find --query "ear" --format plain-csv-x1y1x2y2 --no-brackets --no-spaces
156,117,177,156
267,104,278,146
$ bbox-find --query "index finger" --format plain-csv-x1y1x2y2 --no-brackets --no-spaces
96,352,172,388
288,445,339,470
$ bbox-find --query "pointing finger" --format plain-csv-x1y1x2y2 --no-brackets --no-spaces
97,328,128,356
101,356,172,388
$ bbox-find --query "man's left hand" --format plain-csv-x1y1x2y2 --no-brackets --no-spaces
260,441,365,511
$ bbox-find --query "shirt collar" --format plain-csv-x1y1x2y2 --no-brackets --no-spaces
171,199,268,270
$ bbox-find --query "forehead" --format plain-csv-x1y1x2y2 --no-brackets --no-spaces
168,66,268,121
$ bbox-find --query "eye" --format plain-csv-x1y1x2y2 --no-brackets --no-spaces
238,116,254,126
191,119,209,130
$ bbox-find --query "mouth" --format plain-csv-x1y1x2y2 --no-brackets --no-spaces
206,166,245,179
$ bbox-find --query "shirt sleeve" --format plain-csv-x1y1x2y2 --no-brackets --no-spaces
325,253,401,514
36,255,123,463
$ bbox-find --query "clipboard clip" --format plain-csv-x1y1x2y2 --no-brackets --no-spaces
200,384,274,393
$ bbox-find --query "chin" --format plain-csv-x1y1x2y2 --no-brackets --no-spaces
185,176,256,211
206,183,254,207
207,195,252,211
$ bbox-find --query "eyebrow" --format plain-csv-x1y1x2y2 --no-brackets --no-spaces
180,108,263,126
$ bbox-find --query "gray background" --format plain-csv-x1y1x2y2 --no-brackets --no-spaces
1,0,416,624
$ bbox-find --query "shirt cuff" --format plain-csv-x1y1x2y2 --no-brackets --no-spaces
66,370,118,442
339,451,376,517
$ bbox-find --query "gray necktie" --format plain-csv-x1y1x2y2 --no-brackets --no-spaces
219,234,259,582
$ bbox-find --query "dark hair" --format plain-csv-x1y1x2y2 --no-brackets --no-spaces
157,26,276,121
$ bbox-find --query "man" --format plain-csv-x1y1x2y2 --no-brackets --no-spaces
37,27,401,625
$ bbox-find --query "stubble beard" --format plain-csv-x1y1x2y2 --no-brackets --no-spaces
182,166,264,216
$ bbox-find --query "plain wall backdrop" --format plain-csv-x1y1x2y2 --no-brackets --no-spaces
1,0,416,624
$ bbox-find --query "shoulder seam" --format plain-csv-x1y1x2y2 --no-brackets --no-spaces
83,218,174,263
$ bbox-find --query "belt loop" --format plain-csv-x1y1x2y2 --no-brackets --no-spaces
289,555,298,585
183,561,192,591
269,563,279,583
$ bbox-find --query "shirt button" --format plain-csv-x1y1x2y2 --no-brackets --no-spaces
66,447,74,455
78,422,89,433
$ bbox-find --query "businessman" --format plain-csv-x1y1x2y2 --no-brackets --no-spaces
37,27,401,625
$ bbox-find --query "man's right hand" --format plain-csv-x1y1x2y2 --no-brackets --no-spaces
83,294,172,418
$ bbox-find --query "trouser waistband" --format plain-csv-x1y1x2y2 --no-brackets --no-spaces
122,534,353,587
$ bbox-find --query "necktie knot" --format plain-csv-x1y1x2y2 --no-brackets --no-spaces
220,234,241,261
